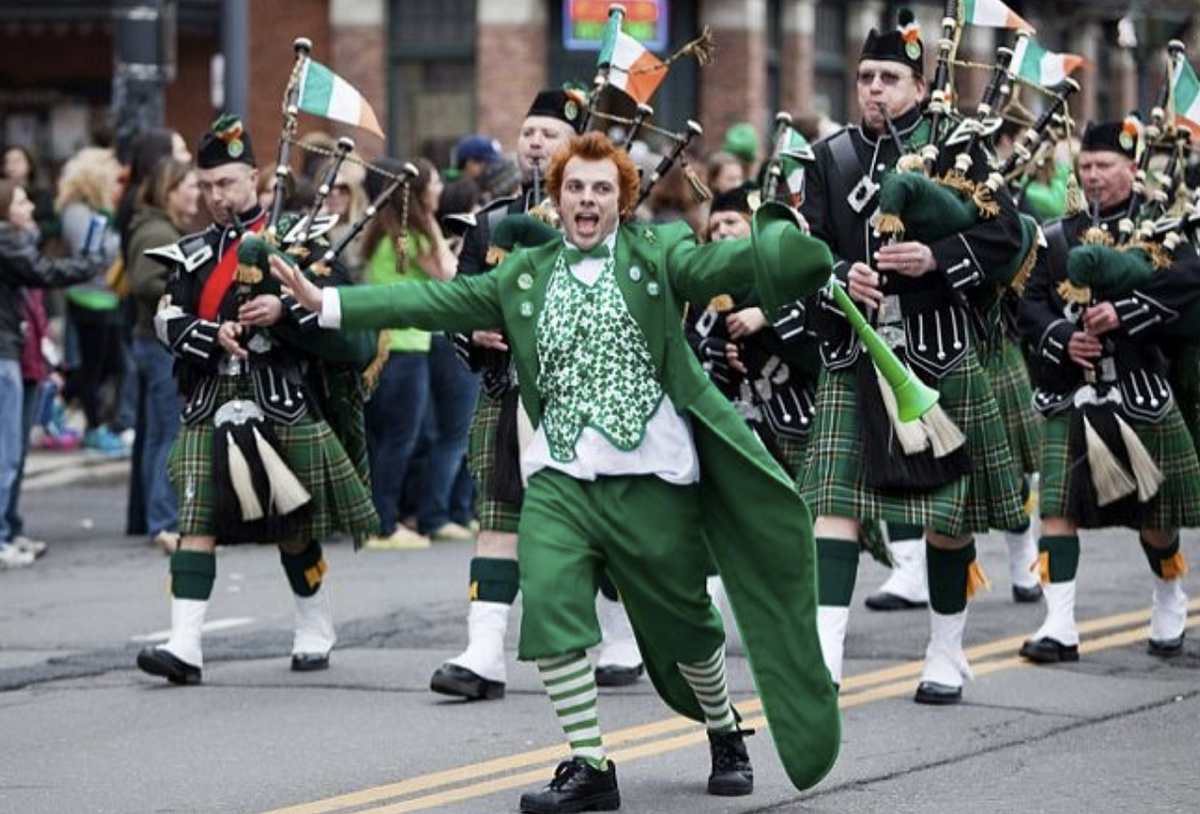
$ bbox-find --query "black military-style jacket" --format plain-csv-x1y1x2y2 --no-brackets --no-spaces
800,105,1024,380
151,205,355,425
1017,202,1200,422
454,184,542,397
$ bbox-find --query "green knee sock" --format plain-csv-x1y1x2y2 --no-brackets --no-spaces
678,646,736,733
469,557,520,604
1140,535,1184,579
537,652,607,769
816,537,859,607
887,522,923,543
1038,534,1080,583
926,542,975,615
170,549,216,601
280,541,326,597
597,571,620,602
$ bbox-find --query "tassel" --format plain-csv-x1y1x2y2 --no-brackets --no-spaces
1160,550,1189,580
1125,240,1172,270
1081,225,1114,246
485,245,508,267
394,234,409,275
664,25,716,67
234,263,263,286
921,402,966,458
1036,551,1050,585
1063,172,1087,217
874,213,906,241
226,433,265,521
251,427,312,515
682,158,712,203
1115,414,1164,502
1010,241,1038,296
1084,416,1137,506
937,172,975,196
877,366,929,454
966,559,992,600
972,186,1000,218
1055,279,1092,305
362,330,392,390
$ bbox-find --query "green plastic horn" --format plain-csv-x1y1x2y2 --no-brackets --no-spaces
827,280,939,423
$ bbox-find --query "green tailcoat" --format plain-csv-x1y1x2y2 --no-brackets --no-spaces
338,219,840,791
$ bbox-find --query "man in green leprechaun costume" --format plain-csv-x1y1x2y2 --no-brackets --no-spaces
271,131,840,812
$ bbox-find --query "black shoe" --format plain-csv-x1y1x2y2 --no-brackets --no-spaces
519,758,620,813
1148,632,1185,658
707,728,754,796
1011,583,1043,603
594,663,644,687
1018,637,1079,664
137,646,201,685
291,652,330,672
914,681,962,705
864,591,927,611
430,663,505,700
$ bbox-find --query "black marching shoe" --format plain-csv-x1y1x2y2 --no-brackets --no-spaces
1011,583,1043,604
1148,632,1185,658
913,681,962,705
864,590,927,611
430,663,505,700
707,728,754,796
1018,637,1079,664
594,663,644,687
137,646,201,685
519,758,620,814
291,652,330,672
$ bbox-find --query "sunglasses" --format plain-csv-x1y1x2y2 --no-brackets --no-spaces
856,69,907,87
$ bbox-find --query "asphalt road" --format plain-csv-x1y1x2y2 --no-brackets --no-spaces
1,470,1197,814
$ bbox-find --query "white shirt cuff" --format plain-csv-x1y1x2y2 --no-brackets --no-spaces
318,288,342,328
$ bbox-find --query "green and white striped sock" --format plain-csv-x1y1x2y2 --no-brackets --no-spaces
537,652,607,769
678,646,736,733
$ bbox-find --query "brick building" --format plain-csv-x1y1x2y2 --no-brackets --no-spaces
0,0,1196,171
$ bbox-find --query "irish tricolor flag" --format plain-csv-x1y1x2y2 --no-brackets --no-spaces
960,0,1035,34
296,59,385,138
1012,36,1087,87
1173,58,1200,139
597,16,665,104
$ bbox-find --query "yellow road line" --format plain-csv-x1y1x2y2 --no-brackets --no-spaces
251,602,1199,814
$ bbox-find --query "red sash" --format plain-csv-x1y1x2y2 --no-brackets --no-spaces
197,213,267,320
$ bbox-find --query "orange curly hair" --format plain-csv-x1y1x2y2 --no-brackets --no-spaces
544,132,642,219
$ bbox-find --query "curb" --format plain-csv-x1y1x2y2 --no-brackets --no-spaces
23,452,131,492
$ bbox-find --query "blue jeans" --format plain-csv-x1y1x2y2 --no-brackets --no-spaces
0,360,24,543
131,336,181,535
365,351,430,536
416,334,480,533
4,380,39,539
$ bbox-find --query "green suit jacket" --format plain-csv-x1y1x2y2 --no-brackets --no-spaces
338,219,840,790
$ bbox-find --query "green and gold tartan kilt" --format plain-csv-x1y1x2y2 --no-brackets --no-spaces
1039,405,1200,529
800,350,1025,537
467,389,522,534
773,431,810,484
984,339,1043,476
169,380,379,544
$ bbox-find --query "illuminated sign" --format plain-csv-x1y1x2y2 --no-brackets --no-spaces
563,0,668,52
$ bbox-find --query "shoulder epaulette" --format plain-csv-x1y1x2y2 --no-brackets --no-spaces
146,232,212,272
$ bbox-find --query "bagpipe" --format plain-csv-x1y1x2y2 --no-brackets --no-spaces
214,37,417,543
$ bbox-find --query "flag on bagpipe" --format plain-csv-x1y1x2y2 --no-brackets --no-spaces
959,0,1035,33
296,58,385,138
1011,35,1088,87
596,9,666,104
1171,56,1200,139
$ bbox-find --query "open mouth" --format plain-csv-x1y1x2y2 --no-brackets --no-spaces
574,212,600,236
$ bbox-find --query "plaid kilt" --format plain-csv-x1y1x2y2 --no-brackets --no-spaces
467,389,522,534
169,380,379,544
800,350,1026,536
984,339,1043,476
1039,405,1200,529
